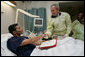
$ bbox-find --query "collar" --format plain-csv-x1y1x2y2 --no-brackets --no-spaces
51,12,61,18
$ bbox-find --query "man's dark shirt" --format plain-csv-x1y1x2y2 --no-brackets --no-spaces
7,36,36,56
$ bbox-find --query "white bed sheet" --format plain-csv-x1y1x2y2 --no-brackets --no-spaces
1,33,84,56
31,37,84,56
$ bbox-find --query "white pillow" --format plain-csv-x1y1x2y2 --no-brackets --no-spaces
1,41,17,56
1,33,13,42
1,33,17,56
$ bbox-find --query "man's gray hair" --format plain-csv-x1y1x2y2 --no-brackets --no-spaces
51,4,60,10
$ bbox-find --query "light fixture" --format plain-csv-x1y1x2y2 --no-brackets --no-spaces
4,1,16,7
15,9,40,23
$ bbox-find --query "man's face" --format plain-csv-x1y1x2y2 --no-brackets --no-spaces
14,25,23,35
50,6,59,16
78,13,83,20
78,13,84,23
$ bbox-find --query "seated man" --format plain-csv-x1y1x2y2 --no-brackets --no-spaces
7,23,45,56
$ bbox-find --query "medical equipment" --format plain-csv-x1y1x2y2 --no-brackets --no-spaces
15,8,40,37
22,30,36,38
34,18,43,27
15,9,39,23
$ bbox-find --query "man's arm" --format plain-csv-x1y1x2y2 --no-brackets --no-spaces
20,34,44,46
45,18,54,37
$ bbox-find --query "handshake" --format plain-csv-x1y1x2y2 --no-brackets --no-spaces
35,34,50,46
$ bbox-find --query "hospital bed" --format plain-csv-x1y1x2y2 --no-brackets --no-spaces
1,33,84,56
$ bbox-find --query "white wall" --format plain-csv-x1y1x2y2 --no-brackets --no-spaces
23,1,75,18
1,1,16,34
15,1,24,29
23,1,59,18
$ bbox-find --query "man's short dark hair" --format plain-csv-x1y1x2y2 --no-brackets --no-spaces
8,23,18,35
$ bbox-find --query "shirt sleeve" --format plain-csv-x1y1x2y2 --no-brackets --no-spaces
7,37,25,53
65,13,72,36
45,18,54,37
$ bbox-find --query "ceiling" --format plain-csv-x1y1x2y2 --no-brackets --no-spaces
59,1,84,7
14,1,84,7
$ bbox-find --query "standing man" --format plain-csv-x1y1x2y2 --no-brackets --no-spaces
45,4,72,38
72,12,84,40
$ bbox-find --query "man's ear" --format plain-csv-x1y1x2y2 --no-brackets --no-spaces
13,31,16,35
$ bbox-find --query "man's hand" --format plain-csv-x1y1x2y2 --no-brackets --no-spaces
33,41,41,46
43,34,50,39
39,34,46,39
64,34,69,37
